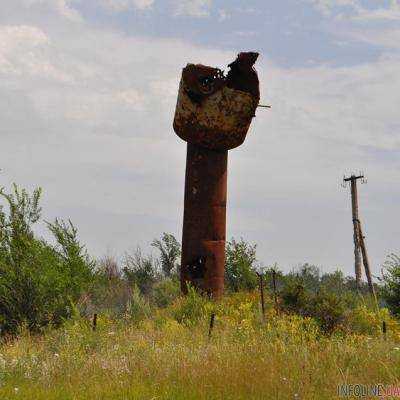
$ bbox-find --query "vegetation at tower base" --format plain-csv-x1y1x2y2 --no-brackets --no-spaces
225,238,258,292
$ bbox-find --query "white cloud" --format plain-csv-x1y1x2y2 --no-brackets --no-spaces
0,25,49,54
352,6,400,22
218,9,230,21
234,30,257,37
22,0,83,21
99,0,154,12
307,0,400,52
307,0,359,16
0,25,74,82
173,0,213,17
308,0,400,21
345,28,400,49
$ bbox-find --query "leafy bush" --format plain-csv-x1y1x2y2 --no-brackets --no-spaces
87,278,131,318
281,281,348,333
307,289,346,333
151,278,180,308
0,185,94,336
122,248,159,295
124,285,151,323
382,253,400,317
170,285,208,326
285,264,320,291
344,305,383,335
225,238,258,292
280,281,309,315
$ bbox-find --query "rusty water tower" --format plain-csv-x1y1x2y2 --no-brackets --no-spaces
173,52,261,298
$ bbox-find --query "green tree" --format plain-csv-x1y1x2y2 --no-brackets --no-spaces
287,264,321,291
382,253,400,316
320,270,346,293
225,238,258,292
122,247,159,295
151,233,181,277
0,184,94,335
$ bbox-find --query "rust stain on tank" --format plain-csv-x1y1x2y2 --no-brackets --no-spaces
173,52,260,298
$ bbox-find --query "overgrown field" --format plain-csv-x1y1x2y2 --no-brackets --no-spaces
1,291,399,400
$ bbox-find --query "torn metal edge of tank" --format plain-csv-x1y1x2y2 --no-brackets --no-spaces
173,52,260,151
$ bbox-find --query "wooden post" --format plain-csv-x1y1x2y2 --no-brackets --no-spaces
382,320,387,340
208,313,216,339
257,273,265,320
350,179,362,288
357,221,377,302
92,313,97,332
272,268,278,310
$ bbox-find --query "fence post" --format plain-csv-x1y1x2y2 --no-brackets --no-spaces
257,272,265,321
208,313,216,339
92,313,97,332
272,268,278,310
382,320,387,340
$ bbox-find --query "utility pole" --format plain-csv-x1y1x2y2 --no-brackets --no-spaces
342,174,376,300
346,175,363,288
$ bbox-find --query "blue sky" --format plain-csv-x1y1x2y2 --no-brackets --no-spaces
0,0,399,277
73,0,393,66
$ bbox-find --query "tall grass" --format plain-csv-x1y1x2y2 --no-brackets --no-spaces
0,291,399,400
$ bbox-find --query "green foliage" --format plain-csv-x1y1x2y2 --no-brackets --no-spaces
0,184,94,336
280,265,359,333
382,253,400,316
85,256,130,316
263,266,285,292
151,278,180,308
281,283,348,333
344,305,393,335
225,238,258,292
308,289,346,333
286,263,320,291
280,281,309,315
46,219,94,299
122,248,159,295
124,285,151,323
320,270,346,292
170,285,208,326
151,233,181,277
